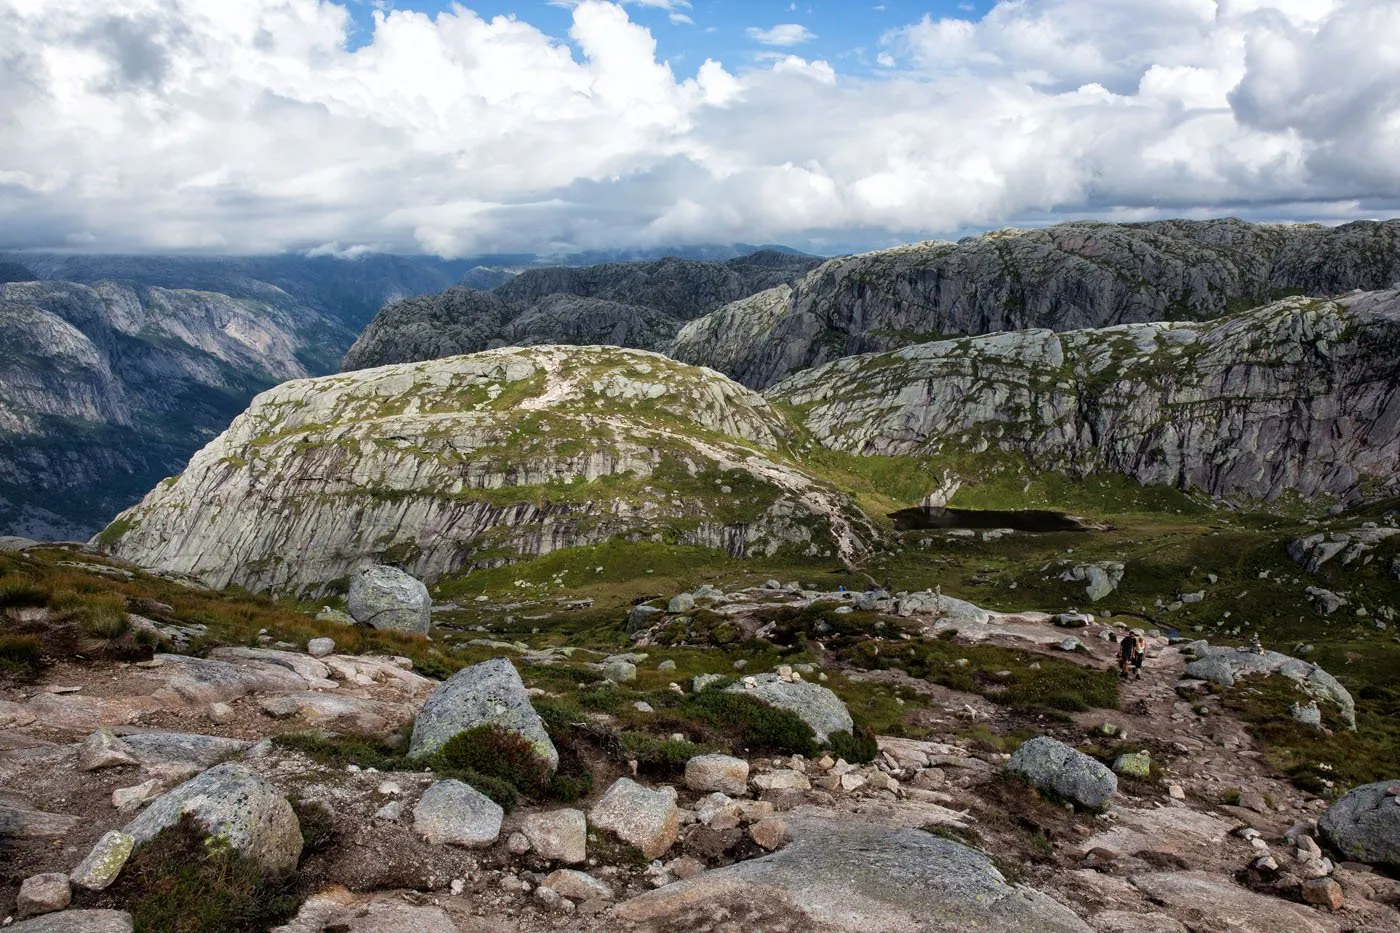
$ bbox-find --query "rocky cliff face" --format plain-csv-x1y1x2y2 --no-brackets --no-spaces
0,280,354,538
342,251,820,371
674,218,1400,388
99,346,873,595
768,289,1400,502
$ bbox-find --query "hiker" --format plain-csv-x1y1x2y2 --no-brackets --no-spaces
1119,632,1145,680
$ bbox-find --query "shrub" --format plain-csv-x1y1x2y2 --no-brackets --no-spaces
0,632,43,674
682,691,817,756
826,725,879,764
272,731,410,772
100,815,301,933
432,724,552,798
288,796,336,855
0,577,48,609
619,731,709,774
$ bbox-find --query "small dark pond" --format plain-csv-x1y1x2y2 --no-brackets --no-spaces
889,507,1092,533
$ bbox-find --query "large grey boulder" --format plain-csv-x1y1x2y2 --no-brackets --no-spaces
590,778,680,859
412,779,503,848
408,657,558,768
347,565,431,635
1182,641,1355,728
8,911,134,933
120,763,302,873
1061,562,1124,602
725,674,853,744
614,815,1091,931
1006,737,1117,810
1318,780,1400,869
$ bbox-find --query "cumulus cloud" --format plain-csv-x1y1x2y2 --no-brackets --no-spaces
746,24,818,47
0,0,1396,257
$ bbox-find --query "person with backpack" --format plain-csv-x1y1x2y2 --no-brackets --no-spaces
1118,632,1145,680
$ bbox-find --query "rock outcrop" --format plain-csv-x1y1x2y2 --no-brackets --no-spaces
0,280,353,538
614,814,1092,932
98,346,872,593
767,290,1400,502
673,218,1400,389
1182,641,1355,728
343,251,819,371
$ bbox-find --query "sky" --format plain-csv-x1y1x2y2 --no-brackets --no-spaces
1,0,1398,258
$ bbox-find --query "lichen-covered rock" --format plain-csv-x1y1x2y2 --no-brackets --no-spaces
522,809,587,864
1112,751,1152,779
590,778,680,859
408,657,558,768
412,779,503,848
69,832,135,891
119,763,302,873
1183,641,1355,728
614,814,1091,931
347,565,431,635
724,674,853,744
1319,780,1400,869
1007,736,1118,810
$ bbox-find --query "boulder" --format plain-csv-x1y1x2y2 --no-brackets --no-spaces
120,763,302,873
543,868,613,901
625,604,663,634
69,832,135,891
615,815,1091,931
77,730,138,771
724,674,853,744
1112,751,1152,779
412,780,503,847
685,754,750,796
590,778,680,859
408,657,558,768
306,637,335,658
16,873,72,918
1007,736,1117,810
8,911,134,933
1319,780,1400,869
668,593,696,614
602,658,638,683
1061,562,1124,602
522,808,587,864
347,565,431,635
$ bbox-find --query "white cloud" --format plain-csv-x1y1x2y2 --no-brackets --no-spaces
746,24,817,47
0,0,1396,257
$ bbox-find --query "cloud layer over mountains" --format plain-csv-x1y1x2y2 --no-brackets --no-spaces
1,0,1397,256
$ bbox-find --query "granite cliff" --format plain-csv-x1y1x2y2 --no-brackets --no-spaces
769,289,1400,503
673,218,1400,388
0,280,354,538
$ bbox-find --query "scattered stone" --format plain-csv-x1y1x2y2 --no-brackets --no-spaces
1006,736,1117,810
413,779,503,848
206,702,236,725
684,754,749,796
749,818,788,851
1300,876,1344,909
753,770,810,792
70,832,135,891
16,873,72,918
315,607,355,626
111,780,163,815
77,729,137,771
408,657,558,768
522,809,587,864
668,593,696,614
347,565,431,635
657,659,676,672
602,658,637,683
626,604,663,634
543,869,613,901
1061,562,1125,601
590,778,680,859
1112,751,1152,779
507,832,531,855
306,637,335,658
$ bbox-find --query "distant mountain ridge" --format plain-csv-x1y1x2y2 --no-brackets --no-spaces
342,250,822,370
671,218,1400,387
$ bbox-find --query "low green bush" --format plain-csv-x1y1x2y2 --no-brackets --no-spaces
101,815,301,933
682,691,817,756
0,577,48,609
619,731,710,774
826,725,879,764
0,632,43,674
